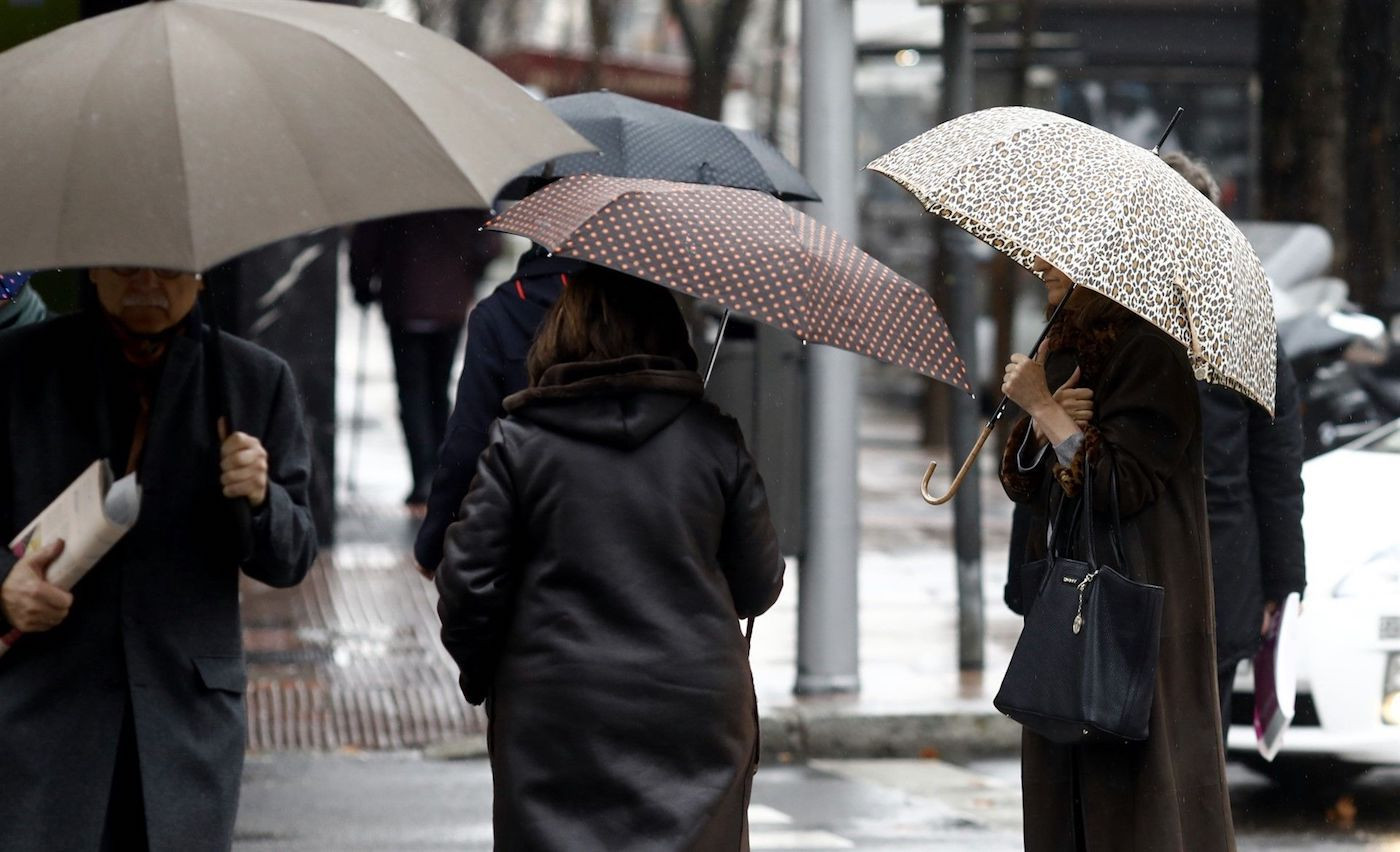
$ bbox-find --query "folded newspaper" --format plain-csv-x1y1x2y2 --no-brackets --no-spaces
0,460,141,656
1253,591,1303,761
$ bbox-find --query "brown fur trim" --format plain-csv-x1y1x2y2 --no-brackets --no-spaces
1053,424,1102,497
1042,309,1137,390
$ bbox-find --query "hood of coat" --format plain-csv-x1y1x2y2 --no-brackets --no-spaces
504,355,703,449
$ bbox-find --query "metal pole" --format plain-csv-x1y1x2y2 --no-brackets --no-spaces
942,2,984,671
796,0,860,694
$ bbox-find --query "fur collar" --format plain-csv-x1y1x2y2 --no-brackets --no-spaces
1043,308,1138,388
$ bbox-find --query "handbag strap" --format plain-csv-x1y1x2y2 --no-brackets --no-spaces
1081,458,1128,570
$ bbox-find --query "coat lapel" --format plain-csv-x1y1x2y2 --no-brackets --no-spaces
138,334,208,490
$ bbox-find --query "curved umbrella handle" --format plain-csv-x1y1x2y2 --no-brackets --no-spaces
920,421,996,505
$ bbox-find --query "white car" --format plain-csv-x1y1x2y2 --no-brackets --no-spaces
1227,418,1400,783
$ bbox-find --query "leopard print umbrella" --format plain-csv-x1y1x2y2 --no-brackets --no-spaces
487,175,970,390
867,106,1276,412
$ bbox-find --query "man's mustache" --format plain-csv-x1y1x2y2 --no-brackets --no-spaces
122,293,170,309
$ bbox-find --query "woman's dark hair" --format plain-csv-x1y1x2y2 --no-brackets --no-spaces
1062,285,1135,331
526,268,698,385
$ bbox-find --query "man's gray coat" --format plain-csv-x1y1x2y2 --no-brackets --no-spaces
0,312,317,851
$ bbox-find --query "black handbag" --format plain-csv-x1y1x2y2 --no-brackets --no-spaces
994,465,1165,743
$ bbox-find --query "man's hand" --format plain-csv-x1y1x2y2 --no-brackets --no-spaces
1,540,71,632
1261,600,1280,637
219,420,269,507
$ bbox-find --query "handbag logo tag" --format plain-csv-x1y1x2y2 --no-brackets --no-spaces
1061,576,1077,585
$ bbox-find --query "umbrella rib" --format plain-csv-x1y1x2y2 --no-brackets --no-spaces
193,3,499,201
162,12,201,269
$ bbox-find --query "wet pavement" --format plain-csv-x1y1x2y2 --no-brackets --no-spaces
239,286,1024,755
239,501,483,751
235,752,1400,850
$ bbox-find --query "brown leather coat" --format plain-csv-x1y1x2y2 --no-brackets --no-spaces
1001,317,1235,852
436,355,784,851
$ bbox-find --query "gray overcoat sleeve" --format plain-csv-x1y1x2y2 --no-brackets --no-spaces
243,360,317,587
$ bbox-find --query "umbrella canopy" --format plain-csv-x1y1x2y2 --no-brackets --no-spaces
868,106,1276,412
497,91,820,202
0,0,593,273
487,175,968,390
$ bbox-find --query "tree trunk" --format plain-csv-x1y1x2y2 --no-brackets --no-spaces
764,0,788,142
585,0,617,90
668,0,755,119
1340,0,1395,310
454,0,492,51
1258,0,1347,276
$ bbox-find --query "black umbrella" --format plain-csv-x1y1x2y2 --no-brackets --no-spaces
496,91,820,202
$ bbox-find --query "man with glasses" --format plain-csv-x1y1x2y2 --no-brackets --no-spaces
0,266,317,851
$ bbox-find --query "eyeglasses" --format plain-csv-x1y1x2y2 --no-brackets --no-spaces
110,267,191,280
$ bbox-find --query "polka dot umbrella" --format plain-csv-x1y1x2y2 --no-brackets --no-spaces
487,175,970,392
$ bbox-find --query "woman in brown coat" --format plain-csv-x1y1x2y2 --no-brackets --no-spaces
435,270,785,850
1000,258,1235,851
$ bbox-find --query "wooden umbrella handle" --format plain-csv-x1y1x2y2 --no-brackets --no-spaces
920,421,996,506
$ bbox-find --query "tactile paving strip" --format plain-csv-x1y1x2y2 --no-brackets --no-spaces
240,505,483,752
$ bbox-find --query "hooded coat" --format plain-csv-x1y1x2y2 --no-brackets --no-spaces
436,355,784,851
1001,316,1235,852
0,310,317,851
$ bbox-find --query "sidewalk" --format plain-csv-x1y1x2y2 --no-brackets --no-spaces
237,286,1022,758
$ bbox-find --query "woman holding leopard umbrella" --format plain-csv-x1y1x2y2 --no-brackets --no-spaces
1000,259,1232,851
868,107,1280,851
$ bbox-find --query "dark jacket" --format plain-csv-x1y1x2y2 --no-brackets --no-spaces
349,209,500,329
436,355,784,851
0,285,47,333
0,311,317,852
414,249,583,571
1200,337,1306,668
1001,317,1234,852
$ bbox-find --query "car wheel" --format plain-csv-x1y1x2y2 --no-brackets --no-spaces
1242,754,1374,790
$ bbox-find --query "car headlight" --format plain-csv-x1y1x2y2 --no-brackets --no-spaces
1333,549,1400,598
1384,654,1400,725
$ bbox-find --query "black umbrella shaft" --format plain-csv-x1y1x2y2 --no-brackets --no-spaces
1151,107,1184,155
201,288,255,564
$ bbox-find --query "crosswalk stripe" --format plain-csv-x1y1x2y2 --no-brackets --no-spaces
750,830,856,850
748,804,794,825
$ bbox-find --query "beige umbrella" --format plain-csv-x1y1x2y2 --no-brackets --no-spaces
868,106,1277,503
0,0,594,273
869,106,1276,410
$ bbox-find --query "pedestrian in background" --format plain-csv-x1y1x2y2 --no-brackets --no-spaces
0,271,47,334
435,269,785,850
413,245,585,575
1000,258,1235,851
350,210,501,512
1163,151,1307,742
0,266,317,851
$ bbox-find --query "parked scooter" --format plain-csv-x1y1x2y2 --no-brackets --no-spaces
1238,222,1400,458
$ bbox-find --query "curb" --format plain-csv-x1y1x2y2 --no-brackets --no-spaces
759,710,1021,763
422,714,1023,764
